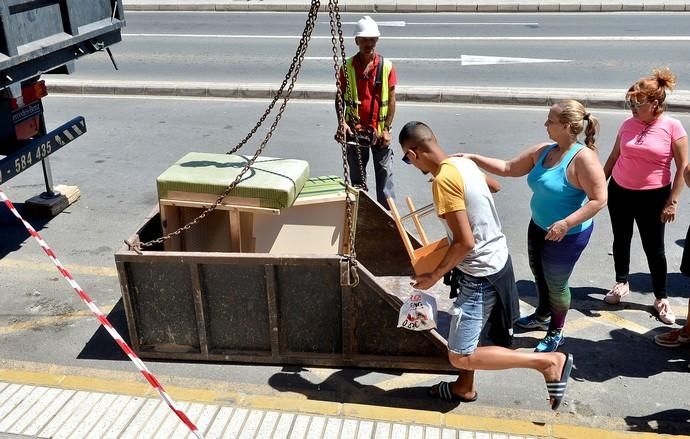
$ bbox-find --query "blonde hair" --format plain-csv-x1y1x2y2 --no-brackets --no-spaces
626,66,677,116
555,99,599,150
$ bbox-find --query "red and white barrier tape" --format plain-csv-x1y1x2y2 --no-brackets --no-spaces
0,189,203,438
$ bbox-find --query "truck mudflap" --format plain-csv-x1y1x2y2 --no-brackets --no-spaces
0,116,85,184
115,192,455,371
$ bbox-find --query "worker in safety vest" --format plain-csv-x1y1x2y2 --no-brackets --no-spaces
335,16,397,207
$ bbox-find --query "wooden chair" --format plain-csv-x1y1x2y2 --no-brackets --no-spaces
387,197,449,275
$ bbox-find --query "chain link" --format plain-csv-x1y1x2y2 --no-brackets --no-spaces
137,0,360,288
139,0,320,248
328,0,359,286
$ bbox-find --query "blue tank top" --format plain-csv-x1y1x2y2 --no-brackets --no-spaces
527,143,592,235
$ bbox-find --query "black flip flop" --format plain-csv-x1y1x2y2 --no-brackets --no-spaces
546,353,574,410
428,381,478,403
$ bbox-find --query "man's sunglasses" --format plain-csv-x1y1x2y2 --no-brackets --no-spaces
402,147,416,164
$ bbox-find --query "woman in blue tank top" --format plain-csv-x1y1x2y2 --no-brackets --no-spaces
456,100,608,352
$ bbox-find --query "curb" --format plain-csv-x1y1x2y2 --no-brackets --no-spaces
44,79,690,112
122,2,690,13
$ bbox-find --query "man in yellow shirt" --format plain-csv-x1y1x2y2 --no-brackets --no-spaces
398,121,573,410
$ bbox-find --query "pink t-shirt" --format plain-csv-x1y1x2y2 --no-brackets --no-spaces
612,115,688,190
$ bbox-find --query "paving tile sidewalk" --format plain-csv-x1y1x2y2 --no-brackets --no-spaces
4,379,687,439
0,381,539,439
122,0,690,12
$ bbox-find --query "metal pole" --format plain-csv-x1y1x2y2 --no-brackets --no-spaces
38,112,57,197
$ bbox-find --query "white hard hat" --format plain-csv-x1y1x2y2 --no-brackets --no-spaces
353,16,380,38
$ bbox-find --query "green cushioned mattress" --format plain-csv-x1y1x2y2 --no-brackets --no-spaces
157,152,310,209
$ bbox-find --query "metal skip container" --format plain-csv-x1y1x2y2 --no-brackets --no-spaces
115,155,453,371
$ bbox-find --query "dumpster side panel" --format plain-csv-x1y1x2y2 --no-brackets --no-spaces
201,264,271,353
355,191,419,277
116,208,453,370
276,264,342,354
128,262,200,352
353,280,443,357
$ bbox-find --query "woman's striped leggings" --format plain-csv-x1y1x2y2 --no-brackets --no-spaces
528,220,593,332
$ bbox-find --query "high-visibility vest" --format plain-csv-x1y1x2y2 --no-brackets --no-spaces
344,54,392,135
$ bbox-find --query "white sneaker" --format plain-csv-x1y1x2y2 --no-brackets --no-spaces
653,298,676,325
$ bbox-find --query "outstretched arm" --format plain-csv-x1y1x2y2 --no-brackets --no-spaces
454,143,549,177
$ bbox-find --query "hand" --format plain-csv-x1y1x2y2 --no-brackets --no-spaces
450,152,474,160
661,201,677,223
335,123,352,142
545,219,569,242
411,273,439,290
381,129,392,146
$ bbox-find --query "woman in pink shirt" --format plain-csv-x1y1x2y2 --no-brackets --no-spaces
603,67,689,324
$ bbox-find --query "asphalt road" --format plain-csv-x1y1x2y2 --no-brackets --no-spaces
1,95,689,433
69,11,690,90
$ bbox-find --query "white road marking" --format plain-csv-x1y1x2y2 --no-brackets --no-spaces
123,33,690,42
460,54,570,65
304,55,570,65
337,20,407,26
335,21,540,26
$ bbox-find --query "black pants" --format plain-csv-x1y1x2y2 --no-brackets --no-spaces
607,178,670,299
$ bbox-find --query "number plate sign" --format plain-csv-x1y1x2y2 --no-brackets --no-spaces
0,117,86,184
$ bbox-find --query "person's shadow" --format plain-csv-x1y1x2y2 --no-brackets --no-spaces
515,278,687,323
560,328,687,382
267,367,465,413
625,409,690,435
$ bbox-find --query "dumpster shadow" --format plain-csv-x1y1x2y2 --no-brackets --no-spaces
77,299,131,362
0,202,54,259
267,367,465,413
625,409,690,435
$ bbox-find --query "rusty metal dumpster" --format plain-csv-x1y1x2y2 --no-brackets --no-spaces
115,191,454,371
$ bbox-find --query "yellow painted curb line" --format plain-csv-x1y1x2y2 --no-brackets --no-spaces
0,258,117,277
343,403,442,426
445,413,549,437
0,304,115,336
1,366,688,439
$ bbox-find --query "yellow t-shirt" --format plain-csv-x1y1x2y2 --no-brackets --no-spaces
432,161,466,217
431,158,508,277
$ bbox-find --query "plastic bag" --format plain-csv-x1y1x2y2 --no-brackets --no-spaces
397,292,438,331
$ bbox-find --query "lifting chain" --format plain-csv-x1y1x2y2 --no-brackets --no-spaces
136,0,320,249
132,0,360,289
328,0,359,287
